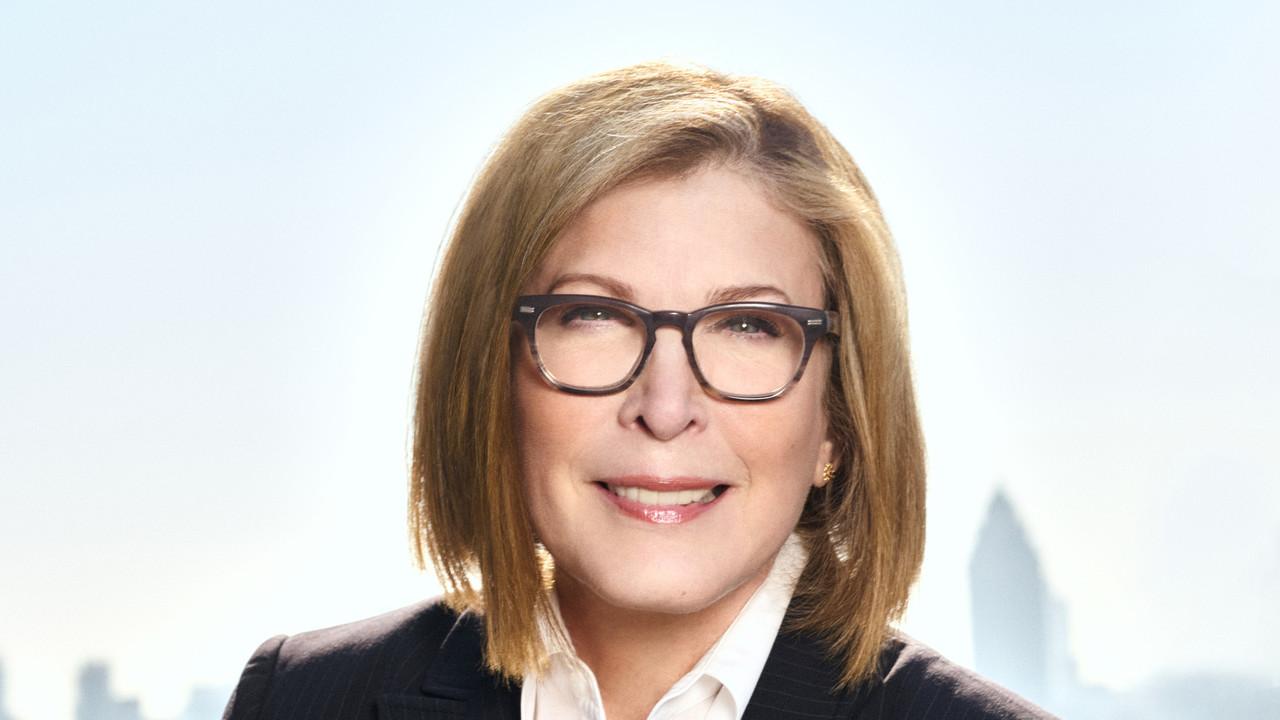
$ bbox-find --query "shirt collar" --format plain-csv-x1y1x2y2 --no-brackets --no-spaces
682,532,808,714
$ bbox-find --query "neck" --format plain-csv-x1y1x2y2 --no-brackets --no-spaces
552,564,772,720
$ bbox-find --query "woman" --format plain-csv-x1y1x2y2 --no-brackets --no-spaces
223,62,1054,720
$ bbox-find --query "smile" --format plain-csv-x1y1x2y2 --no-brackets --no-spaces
603,484,720,506
594,478,730,524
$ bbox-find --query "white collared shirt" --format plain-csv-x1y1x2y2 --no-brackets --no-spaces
520,533,808,720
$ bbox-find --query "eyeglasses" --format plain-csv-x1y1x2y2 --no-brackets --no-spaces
512,294,838,401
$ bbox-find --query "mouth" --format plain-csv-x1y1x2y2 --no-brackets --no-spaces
596,482,729,506
593,478,730,524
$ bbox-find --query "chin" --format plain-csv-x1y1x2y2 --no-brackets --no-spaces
564,551,765,618
589,583,730,617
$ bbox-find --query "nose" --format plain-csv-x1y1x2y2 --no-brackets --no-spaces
617,327,707,440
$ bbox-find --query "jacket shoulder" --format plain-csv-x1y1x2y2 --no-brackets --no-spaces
865,634,1058,720
223,597,469,720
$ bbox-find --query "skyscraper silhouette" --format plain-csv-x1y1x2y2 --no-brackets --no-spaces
75,662,142,720
0,659,15,720
178,686,233,720
969,488,1048,704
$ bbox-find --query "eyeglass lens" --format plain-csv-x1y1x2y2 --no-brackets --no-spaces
533,301,806,396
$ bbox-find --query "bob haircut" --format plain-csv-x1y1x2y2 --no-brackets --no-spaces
411,60,926,688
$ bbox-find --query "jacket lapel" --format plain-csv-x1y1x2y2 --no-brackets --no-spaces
378,610,521,720
742,620,881,720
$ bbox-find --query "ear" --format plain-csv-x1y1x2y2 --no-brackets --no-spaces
813,436,837,488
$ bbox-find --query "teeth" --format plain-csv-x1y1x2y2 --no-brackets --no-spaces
607,485,720,506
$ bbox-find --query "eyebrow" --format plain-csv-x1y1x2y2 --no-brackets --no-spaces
546,273,638,300
546,273,793,306
707,284,792,305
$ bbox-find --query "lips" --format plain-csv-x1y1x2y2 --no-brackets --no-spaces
595,476,730,524
604,484,718,506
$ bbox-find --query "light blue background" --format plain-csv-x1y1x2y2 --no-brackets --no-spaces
2,2,1277,718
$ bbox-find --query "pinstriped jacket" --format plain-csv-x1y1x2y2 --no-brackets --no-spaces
222,599,1055,720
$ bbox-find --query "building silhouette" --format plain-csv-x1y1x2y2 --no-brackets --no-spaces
969,488,1048,705
177,686,232,720
967,489,1280,719
0,659,15,720
75,662,142,720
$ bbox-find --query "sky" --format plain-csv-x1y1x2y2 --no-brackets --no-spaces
1,2,1278,719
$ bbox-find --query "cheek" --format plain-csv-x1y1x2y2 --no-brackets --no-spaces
513,343,572,460
723,407,825,504
513,362,557,504
512,362,610,516
513,374,562,485
513,396,564,544
722,363,831,504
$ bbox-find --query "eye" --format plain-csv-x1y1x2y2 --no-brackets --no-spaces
569,307,612,322
558,304,633,328
714,314,782,338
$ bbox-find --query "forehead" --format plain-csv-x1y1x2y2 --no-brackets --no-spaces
531,165,825,308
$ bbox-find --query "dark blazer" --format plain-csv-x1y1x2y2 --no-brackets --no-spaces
223,598,1055,720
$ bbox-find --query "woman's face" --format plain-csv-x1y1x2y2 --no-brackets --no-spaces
513,164,835,617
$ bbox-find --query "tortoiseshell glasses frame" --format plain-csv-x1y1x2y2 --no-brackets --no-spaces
512,294,839,402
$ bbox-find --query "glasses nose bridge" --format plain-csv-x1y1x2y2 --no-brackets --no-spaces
650,309,692,332
642,309,697,372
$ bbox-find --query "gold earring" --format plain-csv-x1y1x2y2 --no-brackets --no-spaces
820,463,836,486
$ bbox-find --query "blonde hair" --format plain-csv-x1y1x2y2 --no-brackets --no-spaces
410,60,925,687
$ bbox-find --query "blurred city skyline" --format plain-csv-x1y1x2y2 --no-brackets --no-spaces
2,2,1277,719
970,490,1280,717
